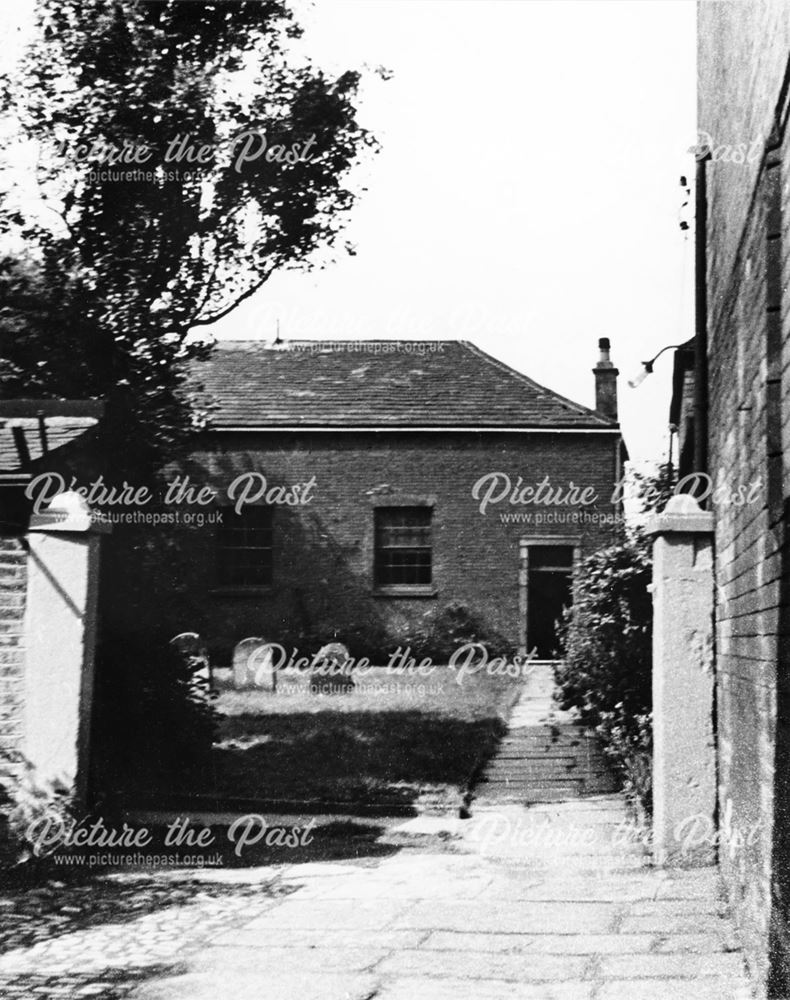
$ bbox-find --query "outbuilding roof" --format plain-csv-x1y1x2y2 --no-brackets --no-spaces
0,400,104,473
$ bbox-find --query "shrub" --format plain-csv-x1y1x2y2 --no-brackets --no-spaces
0,754,74,869
310,618,391,665
404,602,516,663
89,633,218,804
555,531,653,813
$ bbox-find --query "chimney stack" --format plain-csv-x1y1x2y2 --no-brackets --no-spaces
593,337,619,421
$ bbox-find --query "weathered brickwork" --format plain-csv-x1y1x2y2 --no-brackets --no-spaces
170,430,621,661
699,2,790,993
0,537,27,766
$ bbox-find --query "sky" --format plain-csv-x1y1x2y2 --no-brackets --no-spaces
1,0,697,467
208,0,698,466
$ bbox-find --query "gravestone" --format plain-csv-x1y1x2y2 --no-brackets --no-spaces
169,632,211,696
310,642,354,694
233,637,276,690
247,641,279,693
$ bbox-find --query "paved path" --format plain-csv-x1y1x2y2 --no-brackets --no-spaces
0,669,755,999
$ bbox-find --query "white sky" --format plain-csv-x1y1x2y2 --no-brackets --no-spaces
209,0,698,466
1,0,697,467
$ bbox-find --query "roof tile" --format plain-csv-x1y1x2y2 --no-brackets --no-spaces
189,340,617,430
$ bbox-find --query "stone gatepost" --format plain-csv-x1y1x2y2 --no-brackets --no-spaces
23,491,108,806
646,494,716,867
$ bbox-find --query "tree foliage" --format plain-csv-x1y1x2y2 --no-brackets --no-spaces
0,0,374,476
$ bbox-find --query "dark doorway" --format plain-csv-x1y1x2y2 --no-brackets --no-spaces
527,545,574,659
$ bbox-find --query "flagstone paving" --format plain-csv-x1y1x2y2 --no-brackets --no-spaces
0,668,756,998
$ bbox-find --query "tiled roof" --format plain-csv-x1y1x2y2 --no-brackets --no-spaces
190,340,617,430
0,401,103,473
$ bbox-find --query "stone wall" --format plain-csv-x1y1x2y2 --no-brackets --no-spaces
0,537,27,768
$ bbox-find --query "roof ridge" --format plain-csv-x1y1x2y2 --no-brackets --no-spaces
459,341,617,427
213,338,460,347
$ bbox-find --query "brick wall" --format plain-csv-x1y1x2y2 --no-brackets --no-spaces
699,1,790,992
699,1,790,335
0,537,27,768
164,430,621,662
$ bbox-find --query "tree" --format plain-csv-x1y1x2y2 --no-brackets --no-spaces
0,0,375,476
0,2,378,810
0,0,377,648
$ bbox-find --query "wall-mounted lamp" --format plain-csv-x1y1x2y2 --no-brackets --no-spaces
628,344,686,388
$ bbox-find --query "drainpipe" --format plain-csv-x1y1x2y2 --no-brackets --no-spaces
694,154,710,497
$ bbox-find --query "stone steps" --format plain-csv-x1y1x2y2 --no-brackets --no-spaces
471,667,619,808
483,770,614,783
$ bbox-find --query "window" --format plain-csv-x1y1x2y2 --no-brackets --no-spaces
374,507,432,587
216,506,273,587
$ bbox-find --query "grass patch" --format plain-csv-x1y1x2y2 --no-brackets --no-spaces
189,667,523,814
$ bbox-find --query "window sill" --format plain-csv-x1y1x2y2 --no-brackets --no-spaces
209,586,274,598
373,585,438,599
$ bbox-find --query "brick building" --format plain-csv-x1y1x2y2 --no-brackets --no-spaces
680,2,790,992
184,339,625,663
